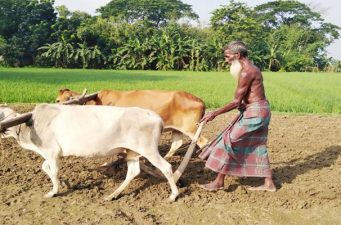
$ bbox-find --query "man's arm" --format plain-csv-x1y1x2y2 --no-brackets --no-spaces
201,72,253,122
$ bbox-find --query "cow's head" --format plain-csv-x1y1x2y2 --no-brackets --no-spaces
0,110,4,122
0,106,19,137
55,89,81,103
0,106,16,122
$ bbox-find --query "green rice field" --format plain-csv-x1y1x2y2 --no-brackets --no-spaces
0,68,340,114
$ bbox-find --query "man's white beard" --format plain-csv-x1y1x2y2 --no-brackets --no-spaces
230,60,242,80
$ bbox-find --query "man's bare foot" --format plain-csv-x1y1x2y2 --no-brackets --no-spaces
199,181,224,192
248,184,276,192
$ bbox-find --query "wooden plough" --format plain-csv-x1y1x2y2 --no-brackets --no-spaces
173,122,205,183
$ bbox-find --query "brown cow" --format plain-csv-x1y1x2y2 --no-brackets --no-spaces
56,89,208,158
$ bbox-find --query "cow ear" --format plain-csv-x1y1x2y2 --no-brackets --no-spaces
59,88,70,94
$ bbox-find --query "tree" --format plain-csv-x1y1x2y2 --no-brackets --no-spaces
255,1,340,71
55,5,71,19
209,1,266,68
97,0,198,26
51,8,91,44
255,0,322,28
210,1,262,40
0,36,7,65
0,0,56,66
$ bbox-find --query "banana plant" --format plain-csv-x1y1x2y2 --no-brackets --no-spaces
38,36,74,68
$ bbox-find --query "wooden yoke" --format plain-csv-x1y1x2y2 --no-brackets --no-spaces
62,89,99,105
0,113,32,133
0,89,97,133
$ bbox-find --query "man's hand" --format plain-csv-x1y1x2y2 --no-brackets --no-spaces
200,111,216,123
237,103,246,111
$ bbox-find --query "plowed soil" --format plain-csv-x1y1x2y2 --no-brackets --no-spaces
1,105,340,225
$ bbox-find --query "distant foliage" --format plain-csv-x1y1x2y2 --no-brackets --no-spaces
0,0,340,71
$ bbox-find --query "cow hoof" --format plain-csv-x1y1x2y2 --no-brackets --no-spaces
104,196,112,201
177,178,187,188
164,154,174,160
167,194,177,203
100,162,109,167
166,198,175,203
44,192,55,198
104,194,118,201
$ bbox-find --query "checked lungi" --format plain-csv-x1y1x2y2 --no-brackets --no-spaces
199,100,272,177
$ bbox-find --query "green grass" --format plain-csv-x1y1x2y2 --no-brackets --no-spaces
0,68,340,114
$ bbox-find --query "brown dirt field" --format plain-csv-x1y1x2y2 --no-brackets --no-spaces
0,105,340,225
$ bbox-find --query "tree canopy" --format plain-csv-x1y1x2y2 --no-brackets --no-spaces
0,0,340,71
0,0,56,65
97,0,198,26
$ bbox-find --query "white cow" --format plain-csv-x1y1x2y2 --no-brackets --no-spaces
56,89,208,158
0,104,179,201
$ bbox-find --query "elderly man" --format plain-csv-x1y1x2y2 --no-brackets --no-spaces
199,41,276,192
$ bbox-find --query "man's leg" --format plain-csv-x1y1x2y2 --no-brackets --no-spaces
200,172,226,191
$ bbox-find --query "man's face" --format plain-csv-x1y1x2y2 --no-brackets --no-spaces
224,49,238,65
224,49,243,80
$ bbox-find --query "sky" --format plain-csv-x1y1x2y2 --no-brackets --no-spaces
54,0,341,60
